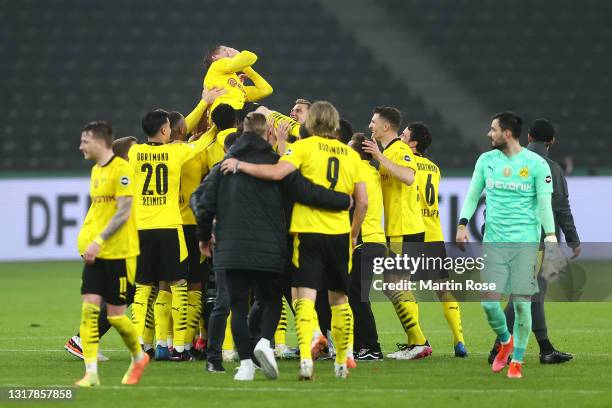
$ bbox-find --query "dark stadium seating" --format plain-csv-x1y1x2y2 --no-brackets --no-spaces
1,0,473,172
4,0,609,172
381,0,612,171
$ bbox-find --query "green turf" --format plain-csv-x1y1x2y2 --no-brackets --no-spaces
1,261,611,408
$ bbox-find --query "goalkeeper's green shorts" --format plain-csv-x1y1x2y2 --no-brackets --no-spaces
481,243,541,296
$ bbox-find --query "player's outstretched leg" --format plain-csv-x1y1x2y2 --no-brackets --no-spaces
295,298,315,380
438,292,467,357
170,282,189,361
507,300,532,378
482,301,513,372
331,302,353,378
75,302,101,387
154,289,172,360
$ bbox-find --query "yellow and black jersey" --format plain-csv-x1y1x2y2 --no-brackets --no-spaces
268,111,301,138
128,131,214,230
203,50,272,114
379,138,424,237
280,135,364,235
414,154,444,242
180,151,208,225
78,156,139,259
359,160,385,243
205,127,237,172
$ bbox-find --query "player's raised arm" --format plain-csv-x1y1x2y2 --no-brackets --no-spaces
213,49,257,74
362,139,415,186
242,66,273,101
456,155,486,245
184,87,227,134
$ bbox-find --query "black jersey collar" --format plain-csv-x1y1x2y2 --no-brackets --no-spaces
100,155,116,167
146,142,164,146
383,137,402,151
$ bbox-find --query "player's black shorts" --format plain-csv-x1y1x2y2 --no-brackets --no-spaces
291,233,351,293
136,228,188,284
81,257,136,305
386,232,425,278
183,225,211,284
411,241,450,281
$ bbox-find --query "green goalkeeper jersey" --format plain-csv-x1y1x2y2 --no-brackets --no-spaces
463,148,553,243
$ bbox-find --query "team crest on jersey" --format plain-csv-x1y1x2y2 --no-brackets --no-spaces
503,167,512,177
545,175,552,183
285,149,293,156
120,176,130,186
228,78,237,87
519,167,529,178
403,155,411,162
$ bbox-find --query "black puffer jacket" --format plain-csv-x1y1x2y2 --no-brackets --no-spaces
195,132,350,273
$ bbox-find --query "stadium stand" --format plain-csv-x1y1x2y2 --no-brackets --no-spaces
4,0,609,172
0,0,473,172
381,0,612,172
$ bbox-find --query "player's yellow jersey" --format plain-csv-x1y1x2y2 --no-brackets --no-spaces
414,154,444,242
78,156,139,259
203,50,272,115
281,136,364,235
268,111,301,138
128,133,213,230
206,127,237,172
379,138,424,237
359,160,386,243
179,151,208,225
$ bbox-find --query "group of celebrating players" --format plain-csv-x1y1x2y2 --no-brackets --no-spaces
67,46,577,386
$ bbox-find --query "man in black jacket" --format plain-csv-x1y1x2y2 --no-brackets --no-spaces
488,118,580,365
195,113,351,380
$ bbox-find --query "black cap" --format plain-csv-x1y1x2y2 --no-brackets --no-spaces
529,118,555,142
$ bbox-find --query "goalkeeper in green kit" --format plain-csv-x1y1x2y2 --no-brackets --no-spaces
456,111,566,379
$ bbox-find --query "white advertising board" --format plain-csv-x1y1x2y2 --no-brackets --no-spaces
0,177,610,261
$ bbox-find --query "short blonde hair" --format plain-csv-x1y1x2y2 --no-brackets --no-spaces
304,101,339,139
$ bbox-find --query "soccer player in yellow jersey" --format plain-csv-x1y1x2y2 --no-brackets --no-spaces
206,104,238,171
221,101,368,380
400,122,468,358
128,105,219,362
347,133,386,361
363,106,432,360
75,121,149,387
203,46,273,114
168,110,215,359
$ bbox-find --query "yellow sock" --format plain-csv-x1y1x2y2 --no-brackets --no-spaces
199,316,207,339
312,308,324,337
274,299,288,346
131,284,152,341
80,302,100,373
441,298,465,345
222,313,234,351
154,290,172,347
107,314,142,358
170,283,188,352
331,303,353,365
295,298,315,360
185,290,202,348
142,287,158,348
390,291,426,345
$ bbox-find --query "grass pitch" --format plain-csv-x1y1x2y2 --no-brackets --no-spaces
0,261,611,408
